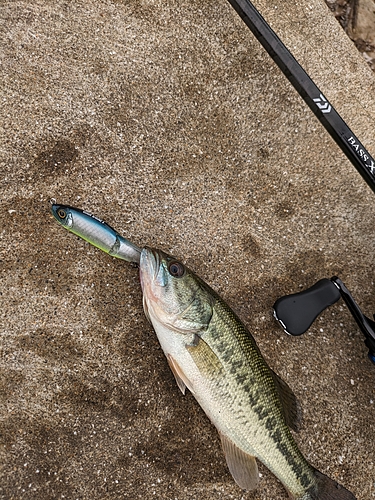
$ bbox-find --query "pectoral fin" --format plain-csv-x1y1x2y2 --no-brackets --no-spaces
186,335,224,379
142,296,152,324
219,432,259,491
167,354,194,395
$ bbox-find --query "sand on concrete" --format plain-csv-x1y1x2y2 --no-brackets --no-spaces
1,1,375,498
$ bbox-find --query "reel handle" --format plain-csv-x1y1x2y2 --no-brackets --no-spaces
331,277,375,364
273,277,375,364
273,279,340,336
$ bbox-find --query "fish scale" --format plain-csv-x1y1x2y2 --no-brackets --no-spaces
195,295,316,497
49,206,356,499
140,247,356,500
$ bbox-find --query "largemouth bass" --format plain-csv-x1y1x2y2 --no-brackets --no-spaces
140,247,356,500
51,203,141,263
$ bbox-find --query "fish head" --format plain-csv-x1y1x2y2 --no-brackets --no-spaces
51,204,73,229
140,247,213,334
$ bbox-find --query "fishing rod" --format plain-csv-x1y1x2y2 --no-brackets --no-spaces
226,0,375,363
226,0,375,193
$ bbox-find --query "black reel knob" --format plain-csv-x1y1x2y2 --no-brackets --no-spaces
273,279,341,336
273,276,375,365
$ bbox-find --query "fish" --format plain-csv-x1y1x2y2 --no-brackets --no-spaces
139,247,356,500
50,203,141,263
50,204,356,498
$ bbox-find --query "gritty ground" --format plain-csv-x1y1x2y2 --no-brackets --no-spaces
1,1,375,499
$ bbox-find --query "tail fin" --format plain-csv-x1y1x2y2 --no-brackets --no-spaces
305,468,356,500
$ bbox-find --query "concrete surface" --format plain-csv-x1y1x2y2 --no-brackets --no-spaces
1,0,375,499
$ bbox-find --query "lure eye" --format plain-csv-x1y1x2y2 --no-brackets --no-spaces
57,209,67,219
168,261,185,278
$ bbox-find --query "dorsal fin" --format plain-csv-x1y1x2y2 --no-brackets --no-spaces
219,432,259,491
270,369,302,432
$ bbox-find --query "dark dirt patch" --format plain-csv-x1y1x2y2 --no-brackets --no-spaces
34,139,79,172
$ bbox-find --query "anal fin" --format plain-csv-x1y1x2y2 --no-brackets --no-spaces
219,432,259,491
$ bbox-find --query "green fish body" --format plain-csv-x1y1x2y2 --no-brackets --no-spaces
140,247,356,500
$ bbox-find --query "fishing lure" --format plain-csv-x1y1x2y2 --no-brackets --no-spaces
50,201,141,263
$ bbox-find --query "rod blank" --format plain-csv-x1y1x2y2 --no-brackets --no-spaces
227,0,375,193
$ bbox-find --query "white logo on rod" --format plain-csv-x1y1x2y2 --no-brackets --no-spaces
313,94,331,114
348,136,375,174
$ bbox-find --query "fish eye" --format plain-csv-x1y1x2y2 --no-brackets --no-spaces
168,261,185,278
57,209,67,219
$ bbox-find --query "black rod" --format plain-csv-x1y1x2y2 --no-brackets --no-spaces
227,0,375,193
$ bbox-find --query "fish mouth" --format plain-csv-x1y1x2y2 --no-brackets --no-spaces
50,203,60,220
139,247,160,293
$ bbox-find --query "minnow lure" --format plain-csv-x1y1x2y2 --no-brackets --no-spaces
50,202,141,263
